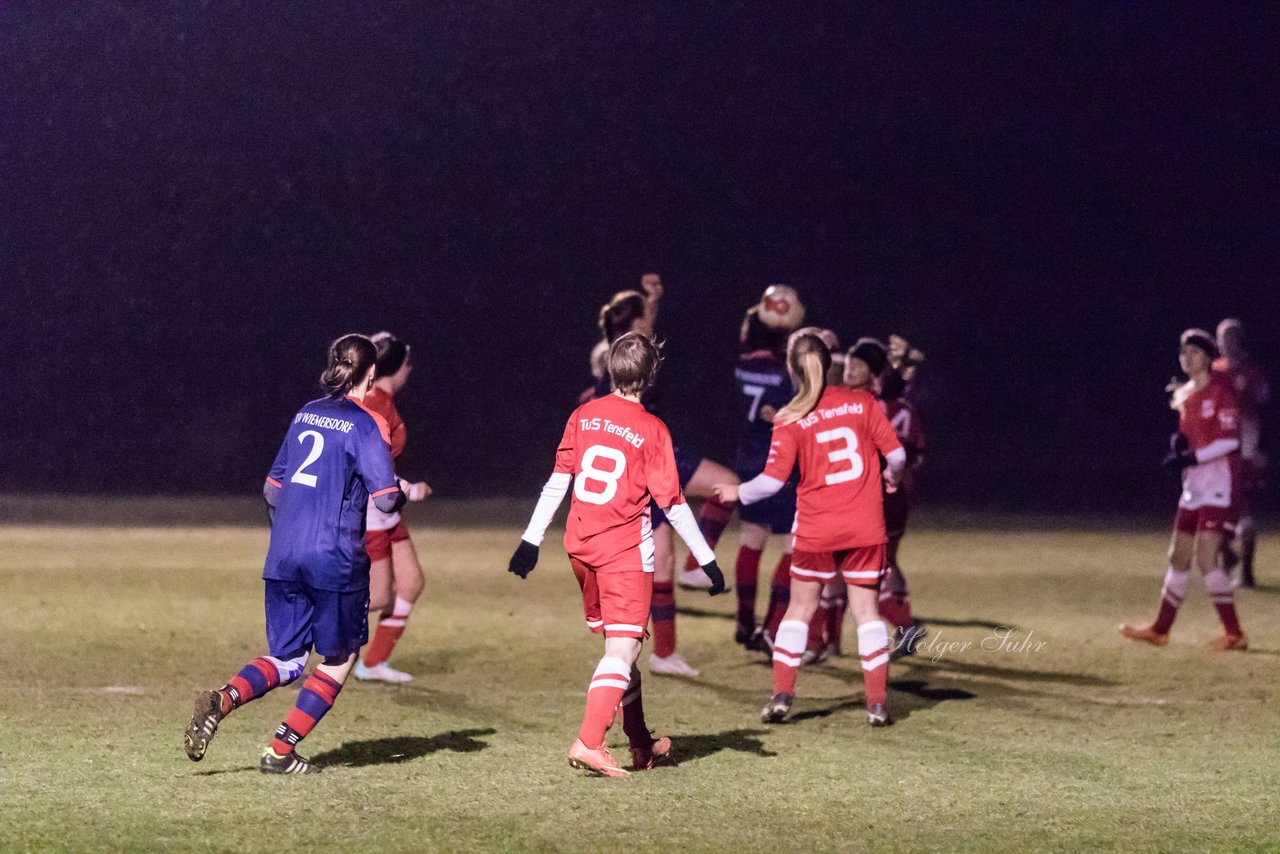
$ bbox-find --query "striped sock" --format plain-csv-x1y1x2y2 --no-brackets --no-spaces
364,596,414,667
270,670,343,755
619,665,652,749
734,545,763,630
1152,567,1190,634
857,621,891,706
651,582,677,657
1203,569,1243,636
682,497,736,571
221,657,282,715
772,619,807,696
763,553,793,640
578,657,631,750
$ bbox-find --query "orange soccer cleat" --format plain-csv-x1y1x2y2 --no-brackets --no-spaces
630,736,672,771
1118,622,1169,647
568,739,631,779
1207,633,1248,652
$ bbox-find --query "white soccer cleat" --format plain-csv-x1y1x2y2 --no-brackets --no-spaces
649,652,701,678
677,567,713,590
353,661,414,683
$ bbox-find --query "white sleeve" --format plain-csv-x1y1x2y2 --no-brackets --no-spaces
883,447,907,486
1194,438,1240,465
664,502,715,566
737,474,786,506
521,472,572,545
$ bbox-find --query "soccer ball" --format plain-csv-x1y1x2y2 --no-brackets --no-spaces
757,285,806,332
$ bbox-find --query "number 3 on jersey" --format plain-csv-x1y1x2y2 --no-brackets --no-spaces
816,427,864,485
575,444,626,505
290,430,324,487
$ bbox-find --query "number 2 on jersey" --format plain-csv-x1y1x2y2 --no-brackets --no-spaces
290,430,324,487
575,445,627,505
816,427,864,485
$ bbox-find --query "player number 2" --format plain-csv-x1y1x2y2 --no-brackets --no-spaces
290,430,324,488
575,445,627,505
816,427,863,485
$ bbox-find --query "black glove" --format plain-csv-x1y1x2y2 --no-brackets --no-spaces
507,540,539,579
701,560,726,596
1162,432,1195,476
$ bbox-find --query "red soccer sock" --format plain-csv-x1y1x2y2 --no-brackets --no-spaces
807,603,829,653
734,545,763,630
763,553,793,640
1203,569,1243,636
857,621,890,706
651,582,677,657
1152,567,1190,635
363,596,413,668
772,619,807,696
221,657,282,715
577,657,632,750
619,665,652,749
270,670,343,755
682,497,736,571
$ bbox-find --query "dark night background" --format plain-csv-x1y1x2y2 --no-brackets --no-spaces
2,3,1276,513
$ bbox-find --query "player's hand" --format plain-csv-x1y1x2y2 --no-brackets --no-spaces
711,483,739,504
701,560,726,596
407,481,431,502
508,540,539,579
1162,449,1196,476
759,404,777,423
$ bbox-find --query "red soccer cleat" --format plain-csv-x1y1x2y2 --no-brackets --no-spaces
1207,633,1248,652
630,736,672,771
1119,622,1169,647
568,739,631,779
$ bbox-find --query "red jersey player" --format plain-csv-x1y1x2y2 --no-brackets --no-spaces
1121,328,1247,650
1214,318,1268,586
715,332,906,727
508,332,726,778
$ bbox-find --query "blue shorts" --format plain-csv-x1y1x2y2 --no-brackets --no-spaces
652,444,707,529
264,580,369,661
738,479,797,534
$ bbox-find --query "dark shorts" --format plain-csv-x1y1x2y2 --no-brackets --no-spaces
883,489,911,540
264,580,370,661
652,444,706,529
738,477,797,534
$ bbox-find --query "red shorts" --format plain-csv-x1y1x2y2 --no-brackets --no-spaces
790,544,887,589
570,557,652,639
364,521,410,562
1174,505,1238,536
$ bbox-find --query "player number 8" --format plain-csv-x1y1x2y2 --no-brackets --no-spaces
575,445,627,505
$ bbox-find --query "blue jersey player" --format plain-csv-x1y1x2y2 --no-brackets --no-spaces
732,298,803,650
184,334,405,775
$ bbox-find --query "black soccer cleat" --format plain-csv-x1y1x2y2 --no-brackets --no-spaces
867,702,891,727
760,692,793,724
260,748,321,775
184,689,226,762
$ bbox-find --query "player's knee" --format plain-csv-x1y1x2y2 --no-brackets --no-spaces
267,652,309,685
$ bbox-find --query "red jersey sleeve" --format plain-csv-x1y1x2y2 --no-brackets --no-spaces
867,400,904,457
646,422,683,508
554,414,577,474
762,422,799,481
1211,382,1240,442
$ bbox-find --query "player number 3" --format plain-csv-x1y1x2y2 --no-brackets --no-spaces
816,426,863,485
575,445,627,505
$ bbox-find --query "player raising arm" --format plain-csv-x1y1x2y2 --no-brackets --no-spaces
508,332,725,778
714,332,906,727
184,334,406,774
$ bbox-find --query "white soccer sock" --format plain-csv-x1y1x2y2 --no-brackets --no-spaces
857,621,891,671
772,619,808,668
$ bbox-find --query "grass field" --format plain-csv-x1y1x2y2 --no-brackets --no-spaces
3,500,1279,852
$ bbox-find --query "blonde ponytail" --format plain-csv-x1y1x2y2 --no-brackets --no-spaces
774,332,831,426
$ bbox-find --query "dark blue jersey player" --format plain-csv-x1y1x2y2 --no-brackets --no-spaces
184,334,405,775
